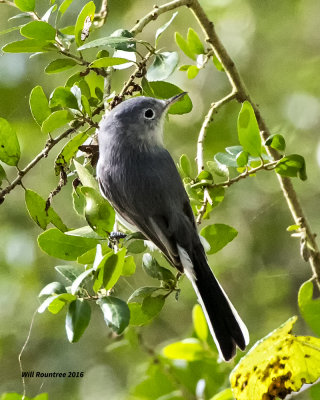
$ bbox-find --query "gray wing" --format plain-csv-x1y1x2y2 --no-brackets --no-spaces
98,148,197,270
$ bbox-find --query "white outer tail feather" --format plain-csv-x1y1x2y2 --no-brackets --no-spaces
177,244,249,361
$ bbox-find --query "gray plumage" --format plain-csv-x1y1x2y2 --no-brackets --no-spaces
97,95,249,361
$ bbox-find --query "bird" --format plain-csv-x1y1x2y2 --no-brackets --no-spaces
96,93,249,361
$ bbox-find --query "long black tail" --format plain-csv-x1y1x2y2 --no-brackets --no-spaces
177,244,249,361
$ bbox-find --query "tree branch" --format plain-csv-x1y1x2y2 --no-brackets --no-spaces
0,105,104,203
189,0,320,284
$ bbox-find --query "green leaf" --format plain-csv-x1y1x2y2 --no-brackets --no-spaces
2,39,55,53
141,79,192,115
38,293,75,314
187,65,199,79
20,21,56,40
0,26,23,36
175,32,196,60
96,49,110,58
142,253,175,282
209,388,233,400
162,339,205,361
142,295,165,318
128,286,161,303
81,186,115,236
66,226,102,239
93,248,126,291
0,117,20,166
126,239,147,254
310,383,320,400
237,101,262,157
0,163,7,186
73,185,86,217
212,55,224,71
200,224,238,254
73,159,99,190
81,95,91,117
207,161,229,179
42,5,58,23
55,264,83,282
207,186,225,208
110,29,136,52
225,146,243,156
230,316,320,400
38,294,59,313
179,64,191,71
179,154,191,177
66,299,91,342
48,293,76,314
196,170,213,183
38,228,99,260
14,0,35,12
74,1,96,47
25,189,68,231
287,224,300,232
122,255,136,276
187,28,204,55
39,282,66,297
8,13,31,22
59,25,75,35
146,52,179,81
192,304,208,342
236,150,249,167
41,110,73,133
298,281,320,336
45,58,78,74
155,12,178,44
59,0,73,15
71,268,93,295
214,152,238,168
55,131,89,175
29,86,51,126
77,36,136,52
70,84,84,109
89,57,131,68
77,242,111,264
275,154,307,180
129,295,165,326
49,86,79,109
265,134,286,152
97,296,130,334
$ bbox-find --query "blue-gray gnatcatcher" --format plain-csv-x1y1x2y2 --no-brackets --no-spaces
97,94,249,361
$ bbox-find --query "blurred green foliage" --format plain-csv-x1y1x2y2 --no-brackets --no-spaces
0,0,320,399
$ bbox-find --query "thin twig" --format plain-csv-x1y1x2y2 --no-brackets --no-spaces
195,161,278,224
208,161,278,188
110,53,153,108
196,91,237,224
19,308,38,400
130,0,192,37
94,0,108,28
196,91,237,174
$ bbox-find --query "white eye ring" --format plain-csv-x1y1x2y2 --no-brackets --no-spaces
144,108,155,119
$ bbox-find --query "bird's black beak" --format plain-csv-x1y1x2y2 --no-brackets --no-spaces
166,92,187,107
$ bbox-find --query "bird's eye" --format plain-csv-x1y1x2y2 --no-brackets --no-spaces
144,108,155,119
